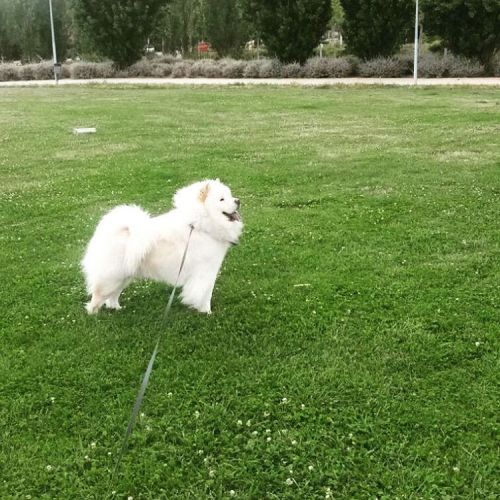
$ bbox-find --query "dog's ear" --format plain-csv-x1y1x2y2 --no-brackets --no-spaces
198,182,210,203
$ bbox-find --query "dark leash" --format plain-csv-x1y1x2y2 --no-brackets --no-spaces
112,224,195,480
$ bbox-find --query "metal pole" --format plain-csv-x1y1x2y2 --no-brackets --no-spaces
49,0,58,83
413,0,419,85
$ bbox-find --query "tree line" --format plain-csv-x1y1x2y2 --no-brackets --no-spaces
0,0,498,71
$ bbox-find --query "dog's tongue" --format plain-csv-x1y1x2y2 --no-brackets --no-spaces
224,210,241,222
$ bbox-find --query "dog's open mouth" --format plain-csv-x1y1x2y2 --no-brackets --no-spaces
223,211,241,222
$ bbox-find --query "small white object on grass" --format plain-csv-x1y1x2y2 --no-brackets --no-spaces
73,127,96,135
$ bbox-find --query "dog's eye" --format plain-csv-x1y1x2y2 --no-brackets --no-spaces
220,198,225,202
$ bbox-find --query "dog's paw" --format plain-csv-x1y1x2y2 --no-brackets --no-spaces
195,304,212,314
85,302,99,315
105,299,122,310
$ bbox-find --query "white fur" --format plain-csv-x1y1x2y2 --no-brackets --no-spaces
81,179,243,314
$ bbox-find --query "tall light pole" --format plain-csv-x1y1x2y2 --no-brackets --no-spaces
48,0,59,83
413,0,419,85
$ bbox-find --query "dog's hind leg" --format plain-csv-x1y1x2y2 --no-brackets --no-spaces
104,278,131,310
86,277,130,314
86,291,105,314
105,294,122,310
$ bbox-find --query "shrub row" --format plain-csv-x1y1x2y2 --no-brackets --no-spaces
0,54,491,81
0,61,70,81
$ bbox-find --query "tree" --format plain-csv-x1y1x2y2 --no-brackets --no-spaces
35,0,71,61
243,0,332,64
422,0,499,72
151,0,204,54
204,0,248,57
340,0,413,59
0,0,71,61
73,0,168,67
0,0,20,60
331,0,344,31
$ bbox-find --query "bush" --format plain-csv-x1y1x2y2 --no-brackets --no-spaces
186,60,204,77
0,61,70,81
303,57,353,77
128,59,154,77
203,61,224,78
493,54,500,77
417,53,484,78
418,54,456,78
70,62,115,79
1,54,488,81
258,59,282,78
171,61,193,78
188,60,222,78
60,64,71,79
19,65,35,80
358,56,410,77
150,63,173,77
242,60,265,78
344,55,361,75
128,58,179,78
114,68,129,78
417,53,450,78
33,62,54,80
220,59,247,78
396,54,414,75
447,56,484,77
281,63,303,78
0,64,19,81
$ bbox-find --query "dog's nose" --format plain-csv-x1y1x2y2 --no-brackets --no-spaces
234,198,240,208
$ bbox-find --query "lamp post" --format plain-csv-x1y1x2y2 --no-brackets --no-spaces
48,0,60,83
413,0,419,85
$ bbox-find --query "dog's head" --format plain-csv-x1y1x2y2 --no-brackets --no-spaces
173,179,243,243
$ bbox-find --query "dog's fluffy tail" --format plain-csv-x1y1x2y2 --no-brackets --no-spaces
83,205,156,283
112,205,155,274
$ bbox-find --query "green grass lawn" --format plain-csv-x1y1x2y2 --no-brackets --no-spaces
0,85,498,499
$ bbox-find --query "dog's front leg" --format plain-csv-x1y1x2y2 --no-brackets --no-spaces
180,272,217,314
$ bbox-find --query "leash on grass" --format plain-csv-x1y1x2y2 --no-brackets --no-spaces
112,224,194,480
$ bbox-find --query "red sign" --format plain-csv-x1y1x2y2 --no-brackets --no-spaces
197,41,210,53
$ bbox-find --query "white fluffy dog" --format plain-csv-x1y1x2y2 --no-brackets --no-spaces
82,179,243,314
